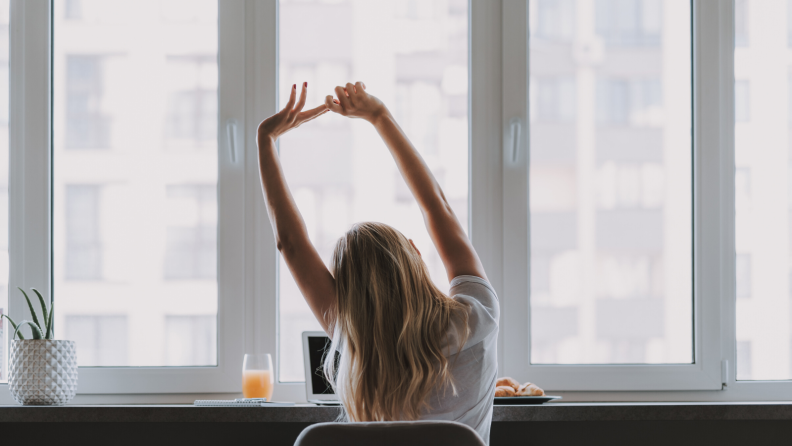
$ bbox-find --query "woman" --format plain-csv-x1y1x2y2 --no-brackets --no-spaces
257,82,499,443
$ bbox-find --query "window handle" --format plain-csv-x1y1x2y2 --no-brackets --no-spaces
508,117,521,164
226,118,239,163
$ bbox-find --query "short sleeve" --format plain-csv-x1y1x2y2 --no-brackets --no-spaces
448,275,500,352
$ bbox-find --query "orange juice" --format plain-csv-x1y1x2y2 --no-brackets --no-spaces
242,369,274,399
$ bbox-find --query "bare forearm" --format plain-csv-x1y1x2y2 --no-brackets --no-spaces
257,135,309,249
372,112,450,214
372,112,486,280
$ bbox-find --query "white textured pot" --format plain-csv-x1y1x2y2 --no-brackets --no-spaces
9,340,78,405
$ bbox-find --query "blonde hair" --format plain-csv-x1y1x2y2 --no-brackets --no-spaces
323,222,470,422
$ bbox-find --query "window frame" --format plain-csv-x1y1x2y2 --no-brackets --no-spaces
4,0,246,394
498,0,726,392
2,0,791,402
6,0,52,390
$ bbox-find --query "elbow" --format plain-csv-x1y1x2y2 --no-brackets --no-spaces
433,194,457,218
434,186,454,213
275,237,291,254
273,221,309,255
275,234,300,255
422,197,461,228
440,197,455,216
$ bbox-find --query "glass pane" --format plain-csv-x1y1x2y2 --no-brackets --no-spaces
529,0,692,364
734,0,792,380
0,0,8,382
52,0,218,367
278,0,469,381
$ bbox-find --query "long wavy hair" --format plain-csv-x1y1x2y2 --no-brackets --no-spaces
323,222,470,422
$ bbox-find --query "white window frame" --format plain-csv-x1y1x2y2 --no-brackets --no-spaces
499,0,724,391
496,0,792,399
2,0,792,402
4,0,247,395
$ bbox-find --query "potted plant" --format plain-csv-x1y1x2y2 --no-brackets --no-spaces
1,288,77,405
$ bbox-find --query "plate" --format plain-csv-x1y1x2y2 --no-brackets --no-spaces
493,396,562,405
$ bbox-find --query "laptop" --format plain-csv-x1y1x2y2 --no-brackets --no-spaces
302,331,341,405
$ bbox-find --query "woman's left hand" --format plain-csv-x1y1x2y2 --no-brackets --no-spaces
258,82,328,141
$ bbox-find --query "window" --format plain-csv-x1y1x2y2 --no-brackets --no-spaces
597,79,662,126
735,80,750,122
277,0,469,382
534,0,575,42
736,340,752,380
528,0,691,366
533,77,576,123
735,0,749,47
4,0,792,401
788,0,792,48
0,0,7,382
164,185,217,280
165,55,217,149
735,0,792,381
164,315,216,366
0,309,4,380
64,315,128,366
736,254,752,299
65,56,111,149
64,185,102,280
735,167,751,210
64,0,81,20
52,1,220,368
595,0,662,47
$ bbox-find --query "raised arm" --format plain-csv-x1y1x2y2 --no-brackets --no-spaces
325,82,487,282
257,83,336,334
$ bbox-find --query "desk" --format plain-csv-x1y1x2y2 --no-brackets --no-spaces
1,402,791,445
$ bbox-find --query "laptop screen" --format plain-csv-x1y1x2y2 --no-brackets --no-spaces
307,335,336,395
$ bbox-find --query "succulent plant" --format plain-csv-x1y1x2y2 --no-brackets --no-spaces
0,287,55,340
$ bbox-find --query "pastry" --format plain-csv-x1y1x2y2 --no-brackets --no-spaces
494,386,516,397
516,382,544,396
495,377,520,390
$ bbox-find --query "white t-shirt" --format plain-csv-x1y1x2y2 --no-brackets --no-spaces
420,275,500,445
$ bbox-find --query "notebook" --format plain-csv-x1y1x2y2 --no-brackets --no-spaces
194,398,295,407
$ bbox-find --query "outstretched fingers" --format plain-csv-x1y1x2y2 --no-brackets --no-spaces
284,83,297,112
293,82,308,115
297,104,329,125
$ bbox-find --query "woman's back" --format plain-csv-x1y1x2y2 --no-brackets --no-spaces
326,222,475,424
421,276,499,443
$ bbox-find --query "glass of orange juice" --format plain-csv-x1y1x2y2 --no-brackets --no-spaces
242,353,274,400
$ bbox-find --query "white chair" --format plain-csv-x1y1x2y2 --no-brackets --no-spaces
293,420,487,446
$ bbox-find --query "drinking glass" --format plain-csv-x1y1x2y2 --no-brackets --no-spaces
242,353,274,400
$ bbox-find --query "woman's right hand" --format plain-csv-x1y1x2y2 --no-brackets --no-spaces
325,82,388,123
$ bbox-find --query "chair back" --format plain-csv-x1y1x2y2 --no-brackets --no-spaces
293,420,486,446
